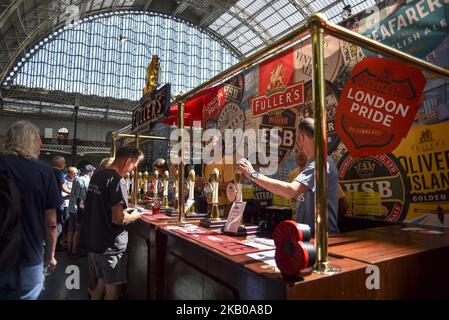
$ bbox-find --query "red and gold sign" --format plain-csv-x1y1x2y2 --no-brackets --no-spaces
251,48,304,117
336,57,426,157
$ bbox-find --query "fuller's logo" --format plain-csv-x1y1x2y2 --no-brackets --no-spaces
252,48,303,117
251,83,304,117
268,63,285,92
132,84,171,133
260,109,297,167
411,128,446,152
353,160,375,178
419,129,433,144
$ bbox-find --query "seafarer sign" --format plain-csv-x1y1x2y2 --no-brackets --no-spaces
336,57,425,158
132,84,171,133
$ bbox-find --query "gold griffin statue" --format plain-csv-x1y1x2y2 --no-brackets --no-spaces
143,55,160,96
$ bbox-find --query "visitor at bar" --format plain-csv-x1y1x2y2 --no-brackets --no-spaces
79,146,143,300
238,117,340,235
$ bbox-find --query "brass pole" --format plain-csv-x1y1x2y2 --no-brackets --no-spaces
111,135,116,158
309,14,339,275
133,130,140,205
178,101,186,223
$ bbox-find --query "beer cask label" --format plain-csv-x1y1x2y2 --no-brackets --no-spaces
394,122,449,226
336,57,426,158
338,152,410,222
260,109,297,167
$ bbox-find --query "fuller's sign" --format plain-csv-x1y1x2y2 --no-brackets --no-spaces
336,57,426,158
132,84,171,132
251,83,304,117
252,48,304,117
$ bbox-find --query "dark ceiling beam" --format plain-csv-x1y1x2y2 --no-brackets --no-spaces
289,0,314,16
222,2,272,44
16,6,30,37
172,0,191,17
0,0,24,31
143,0,154,11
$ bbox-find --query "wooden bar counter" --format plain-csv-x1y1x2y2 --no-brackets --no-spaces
328,224,449,299
126,217,449,300
125,213,178,300
156,226,375,299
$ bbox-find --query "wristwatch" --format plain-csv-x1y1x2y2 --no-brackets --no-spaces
250,171,259,182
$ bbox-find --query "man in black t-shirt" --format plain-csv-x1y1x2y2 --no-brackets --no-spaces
79,146,143,300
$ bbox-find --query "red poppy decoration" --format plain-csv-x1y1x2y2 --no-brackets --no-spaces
273,221,315,276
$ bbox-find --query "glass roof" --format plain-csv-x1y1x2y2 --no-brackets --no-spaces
209,0,378,55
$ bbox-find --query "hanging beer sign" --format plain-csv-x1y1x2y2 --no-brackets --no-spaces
336,57,426,157
132,84,171,133
252,48,304,117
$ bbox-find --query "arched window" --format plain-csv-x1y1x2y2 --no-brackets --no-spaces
8,12,238,101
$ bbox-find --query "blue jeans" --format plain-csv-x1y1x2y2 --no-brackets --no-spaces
0,263,44,300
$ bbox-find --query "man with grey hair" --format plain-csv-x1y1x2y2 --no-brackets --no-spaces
0,120,61,300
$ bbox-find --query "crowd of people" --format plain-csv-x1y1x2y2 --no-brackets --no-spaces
0,120,143,300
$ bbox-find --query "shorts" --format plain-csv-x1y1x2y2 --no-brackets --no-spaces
68,211,79,232
91,252,127,285
62,207,70,224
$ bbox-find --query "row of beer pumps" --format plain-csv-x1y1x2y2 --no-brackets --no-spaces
126,165,253,234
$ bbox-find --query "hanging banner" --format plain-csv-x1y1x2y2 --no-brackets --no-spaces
362,0,449,59
336,57,426,157
132,84,171,133
251,48,304,117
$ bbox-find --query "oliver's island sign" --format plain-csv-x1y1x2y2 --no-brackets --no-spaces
132,83,171,133
336,57,426,158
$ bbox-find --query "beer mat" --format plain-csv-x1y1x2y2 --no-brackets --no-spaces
141,213,175,221
246,250,275,261
171,226,262,256
242,238,275,250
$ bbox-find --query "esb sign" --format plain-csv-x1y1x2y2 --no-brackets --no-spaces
132,84,171,132
336,57,425,158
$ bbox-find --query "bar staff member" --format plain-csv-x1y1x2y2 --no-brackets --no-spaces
238,118,340,235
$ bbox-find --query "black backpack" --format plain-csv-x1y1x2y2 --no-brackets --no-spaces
0,163,22,271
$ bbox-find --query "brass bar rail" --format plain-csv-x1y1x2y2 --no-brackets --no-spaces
115,133,170,140
177,101,186,223
175,24,310,102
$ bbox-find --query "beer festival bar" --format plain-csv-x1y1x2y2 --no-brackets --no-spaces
1,0,449,303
